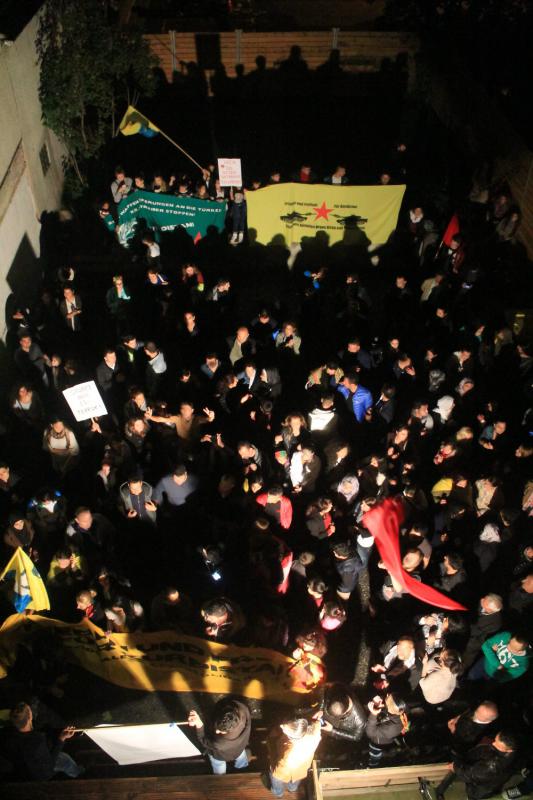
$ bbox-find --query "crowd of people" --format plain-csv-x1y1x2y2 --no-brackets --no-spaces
0,148,532,799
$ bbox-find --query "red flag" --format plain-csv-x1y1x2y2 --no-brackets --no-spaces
362,497,467,611
277,550,293,595
442,213,460,247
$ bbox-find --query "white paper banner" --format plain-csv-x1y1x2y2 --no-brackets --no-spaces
62,380,108,422
86,723,201,765
218,158,242,187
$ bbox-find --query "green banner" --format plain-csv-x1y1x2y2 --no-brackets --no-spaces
115,190,227,246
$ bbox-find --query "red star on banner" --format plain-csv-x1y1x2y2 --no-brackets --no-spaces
313,201,333,221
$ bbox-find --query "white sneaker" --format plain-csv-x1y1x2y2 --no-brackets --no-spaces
502,787,524,799
237,232,244,243
229,232,238,244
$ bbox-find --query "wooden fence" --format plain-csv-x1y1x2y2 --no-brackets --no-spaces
146,30,419,85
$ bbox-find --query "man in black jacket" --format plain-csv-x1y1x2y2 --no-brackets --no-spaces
322,683,367,742
508,573,533,622
365,693,406,767
188,699,251,774
332,541,363,601
446,701,499,754
437,730,518,800
65,507,115,569
0,703,82,780
462,593,503,668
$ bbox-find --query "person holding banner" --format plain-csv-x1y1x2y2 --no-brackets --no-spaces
188,699,251,775
0,702,83,780
111,166,133,204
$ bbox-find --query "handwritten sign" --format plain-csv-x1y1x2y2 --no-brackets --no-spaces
63,381,107,422
218,158,242,187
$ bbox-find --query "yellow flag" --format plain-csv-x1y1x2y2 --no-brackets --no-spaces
0,548,50,612
119,105,159,138
247,182,405,247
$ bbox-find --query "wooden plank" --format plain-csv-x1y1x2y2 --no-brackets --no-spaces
3,772,276,799
323,787,425,798
312,759,324,800
320,764,449,790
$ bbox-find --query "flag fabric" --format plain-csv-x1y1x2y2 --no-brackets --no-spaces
247,183,405,248
114,190,226,247
0,548,50,612
119,105,159,138
362,497,467,611
442,213,460,247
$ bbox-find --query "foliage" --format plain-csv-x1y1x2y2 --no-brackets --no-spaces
382,0,529,32
36,0,158,187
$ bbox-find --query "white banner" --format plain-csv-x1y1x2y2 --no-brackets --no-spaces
62,380,107,422
218,157,242,187
85,723,201,765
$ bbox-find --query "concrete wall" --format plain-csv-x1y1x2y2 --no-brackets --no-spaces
147,30,419,85
0,14,66,336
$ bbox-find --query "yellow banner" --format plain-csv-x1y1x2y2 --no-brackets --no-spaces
0,615,310,703
247,182,405,247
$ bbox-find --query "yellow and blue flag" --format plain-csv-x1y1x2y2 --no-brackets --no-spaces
0,548,50,612
119,105,159,138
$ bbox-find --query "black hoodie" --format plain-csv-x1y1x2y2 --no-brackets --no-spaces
196,699,251,761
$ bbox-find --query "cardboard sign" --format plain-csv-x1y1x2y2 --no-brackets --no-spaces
218,157,242,187
86,723,200,765
63,381,107,422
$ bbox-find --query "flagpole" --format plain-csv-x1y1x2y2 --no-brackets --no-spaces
73,721,189,733
157,129,205,175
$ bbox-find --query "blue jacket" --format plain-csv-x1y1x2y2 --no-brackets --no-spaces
337,384,373,422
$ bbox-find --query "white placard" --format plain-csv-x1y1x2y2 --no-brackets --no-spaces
86,723,201,765
218,157,242,187
62,380,107,422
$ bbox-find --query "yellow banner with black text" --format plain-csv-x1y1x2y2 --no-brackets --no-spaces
247,182,405,247
0,614,310,702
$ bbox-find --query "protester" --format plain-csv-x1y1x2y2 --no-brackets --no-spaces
0,703,82,780
267,717,321,797
436,731,518,800
0,129,531,790
188,699,251,775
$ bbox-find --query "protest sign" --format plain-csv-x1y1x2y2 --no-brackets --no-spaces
63,381,107,422
217,158,242,187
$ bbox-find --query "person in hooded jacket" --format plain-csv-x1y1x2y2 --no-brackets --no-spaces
188,698,251,774
257,367,282,401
